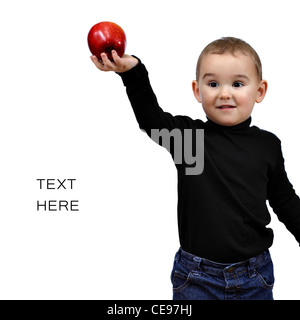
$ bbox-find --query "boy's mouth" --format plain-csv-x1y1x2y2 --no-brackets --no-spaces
217,105,237,109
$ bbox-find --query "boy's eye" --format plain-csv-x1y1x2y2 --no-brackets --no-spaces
233,81,244,88
208,81,219,88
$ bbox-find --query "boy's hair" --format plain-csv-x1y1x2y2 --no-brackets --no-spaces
196,37,262,81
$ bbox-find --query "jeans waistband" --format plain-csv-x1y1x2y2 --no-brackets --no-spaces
176,248,271,278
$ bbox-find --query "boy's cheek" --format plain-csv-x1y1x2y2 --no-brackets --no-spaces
198,88,206,100
200,92,215,107
236,92,255,107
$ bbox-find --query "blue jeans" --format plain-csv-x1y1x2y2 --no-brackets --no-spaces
171,248,274,300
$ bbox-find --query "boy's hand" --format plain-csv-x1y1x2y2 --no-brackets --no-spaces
90,50,139,73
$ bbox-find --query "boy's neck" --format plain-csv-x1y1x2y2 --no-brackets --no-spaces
206,117,252,130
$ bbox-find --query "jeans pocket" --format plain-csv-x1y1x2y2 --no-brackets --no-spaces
172,270,192,293
255,260,275,290
171,259,193,293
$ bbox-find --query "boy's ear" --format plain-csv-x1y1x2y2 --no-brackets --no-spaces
256,80,268,103
192,80,202,103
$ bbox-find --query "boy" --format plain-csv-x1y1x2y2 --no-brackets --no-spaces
91,37,300,300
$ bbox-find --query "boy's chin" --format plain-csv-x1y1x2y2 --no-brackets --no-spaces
210,115,248,127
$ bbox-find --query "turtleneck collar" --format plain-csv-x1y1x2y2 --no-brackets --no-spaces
205,117,252,131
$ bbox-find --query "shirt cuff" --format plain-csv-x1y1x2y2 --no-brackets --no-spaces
116,56,149,87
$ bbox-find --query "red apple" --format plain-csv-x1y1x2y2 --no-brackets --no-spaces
87,21,126,61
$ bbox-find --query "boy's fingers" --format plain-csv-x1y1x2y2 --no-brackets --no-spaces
90,51,137,73
90,54,116,71
90,55,103,68
111,50,122,65
101,53,116,70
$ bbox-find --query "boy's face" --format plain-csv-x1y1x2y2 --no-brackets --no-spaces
192,52,267,126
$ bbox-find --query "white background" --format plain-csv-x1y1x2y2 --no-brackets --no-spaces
0,0,300,300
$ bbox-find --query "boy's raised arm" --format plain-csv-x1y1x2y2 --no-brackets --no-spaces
90,49,195,157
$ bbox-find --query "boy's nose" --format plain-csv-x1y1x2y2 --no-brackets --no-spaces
219,86,232,100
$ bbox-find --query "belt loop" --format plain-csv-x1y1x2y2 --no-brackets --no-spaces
175,248,181,263
193,256,203,274
248,257,256,278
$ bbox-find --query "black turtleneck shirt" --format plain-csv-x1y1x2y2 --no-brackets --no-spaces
118,59,300,263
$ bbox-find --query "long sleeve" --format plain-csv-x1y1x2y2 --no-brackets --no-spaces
117,58,194,135
267,142,300,244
